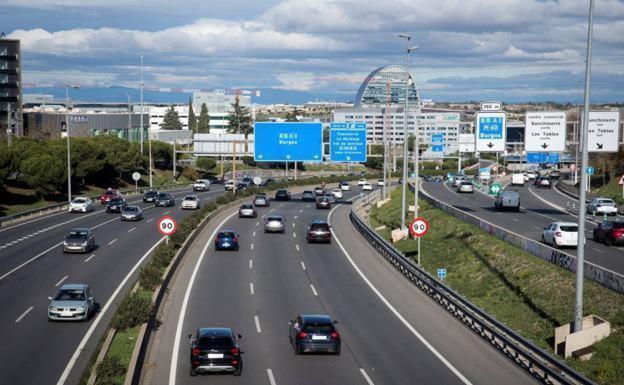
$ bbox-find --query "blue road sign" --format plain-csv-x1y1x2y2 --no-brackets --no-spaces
329,122,367,162
437,268,447,279
587,166,595,175
431,133,444,152
526,152,547,163
254,122,323,162
546,153,560,164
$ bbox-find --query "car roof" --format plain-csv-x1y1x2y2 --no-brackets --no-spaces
59,283,88,290
267,215,283,219
124,205,140,209
218,229,237,234
68,227,90,232
197,327,232,337
310,219,328,225
301,314,333,324
552,222,578,227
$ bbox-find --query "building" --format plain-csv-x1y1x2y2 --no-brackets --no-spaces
354,65,419,109
192,90,251,133
148,105,189,135
1,38,22,139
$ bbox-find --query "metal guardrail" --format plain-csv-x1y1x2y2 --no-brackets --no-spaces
0,183,191,227
349,193,594,385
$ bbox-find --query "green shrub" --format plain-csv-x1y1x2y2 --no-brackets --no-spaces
111,292,152,330
95,356,125,385
138,263,163,290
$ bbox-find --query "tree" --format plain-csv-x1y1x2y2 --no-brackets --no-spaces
197,103,210,133
225,98,253,139
407,133,415,152
160,106,183,130
151,140,173,169
21,153,65,196
196,157,216,171
188,98,196,134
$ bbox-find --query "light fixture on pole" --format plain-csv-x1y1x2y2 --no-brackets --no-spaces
65,85,79,204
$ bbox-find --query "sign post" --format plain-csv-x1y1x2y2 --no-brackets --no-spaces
157,215,177,245
475,111,506,152
524,111,567,152
437,268,447,282
329,122,367,162
132,172,141,190
409,217,429,266
586,166,594,193
619,174,624,199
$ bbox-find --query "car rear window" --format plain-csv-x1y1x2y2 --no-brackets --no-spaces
303,323,334,333
461,182,472,186
310,224,329,231
185,196,197,201
67,230,88,239
559,225,578,232
241,204,253,209
55,289,86,301
124,206,138,212
197,336,234,349
218,232,236,238
599,199,614,205
267,216,282,222
74,198,87,203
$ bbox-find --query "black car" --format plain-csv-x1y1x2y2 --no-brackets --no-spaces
275,189,291,201
260,177,276,186
155,192,175,207
301,191,316,202
189,327,242,376
289,314,340,355
593,221,624,246
237,181,250,190
106,197,127,213
143,190,159,203
424,175,433,182
306,220,331,243
316,197,331,209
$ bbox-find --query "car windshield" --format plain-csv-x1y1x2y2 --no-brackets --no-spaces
267,216,282,222
54,289,86,301
277,190,287,194
158,193,168,199
598,199,614,205
66,230,88,239
559,225,578,232
197,336,234,349
123,206,138,212
73,198,87,203
109,198,123,204
146,191,157,196
303,191,313,195
303,323,334,333
218,232,236,238
185,197,197,201
104,191,115,196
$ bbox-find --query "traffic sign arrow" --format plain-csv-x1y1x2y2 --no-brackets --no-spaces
596,143,603,149
346,156,351,161
258,154,264,159
286,154,291,159
313,155,319,159
487,142,494,148
541,143,548,149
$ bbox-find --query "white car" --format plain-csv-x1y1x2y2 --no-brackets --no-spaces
362,182,373,191
511,173,525,186
181,195,201,210
542,222,578,248
193,179,210,191
377,179,385,187
340,182,351,191
587,198,618,216
357,178,367,186
224,180,235,191
524,172,537,181
69,197,94,213
456,181,474,193
331,189,343,199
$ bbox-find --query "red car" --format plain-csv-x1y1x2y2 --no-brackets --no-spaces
593,221,624,246
100,189,121,204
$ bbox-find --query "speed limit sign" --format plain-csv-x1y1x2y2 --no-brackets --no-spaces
157,215,177,236
409,217,429,238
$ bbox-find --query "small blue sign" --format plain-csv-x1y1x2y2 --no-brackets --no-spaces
479,167,490,174
526,152,547,163
587,166,595,176
546,153,560,164
329,122,367,162
437,268,447,279
478,116,504,140
431,133,444,152
254,122,323,162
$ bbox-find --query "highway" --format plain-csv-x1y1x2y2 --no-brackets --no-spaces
143,184,533,385
420,179,624,276
0,185,226,385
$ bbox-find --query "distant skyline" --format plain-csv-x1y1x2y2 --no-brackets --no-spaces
3,0,624,103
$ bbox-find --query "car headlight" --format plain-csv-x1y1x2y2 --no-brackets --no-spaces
77,306,86,311
81,241,88,246
49,306,58,311
63,241,68,246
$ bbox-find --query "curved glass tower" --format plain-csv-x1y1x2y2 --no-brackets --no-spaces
354,65,419,109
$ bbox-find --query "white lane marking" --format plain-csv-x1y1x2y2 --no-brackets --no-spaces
256,221,259,226
128,227,136,232
296,244,300,251
328,200,473,385
146,218,154,223
310,284,318,296
57,237,166,385
267,369,277,385
294,215,298,219
592,248,604,254
360,369,375,385
269,208,275,212
252,231,256,237
300,261,306,270
250,283,255,295
299,209,303,213
15,306,34,323
108,239,117,245
0,242,63,282
306,204,311,208
84,254,95,263
163,211,170,215
292,223,295,228
169,211,239,385
254,315,262,333
55,275,68,287
512,218,519,222
249,259,253,269
293,233,296,238
250,243,254,250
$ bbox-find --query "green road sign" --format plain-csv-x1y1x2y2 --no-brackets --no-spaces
489,183,502,195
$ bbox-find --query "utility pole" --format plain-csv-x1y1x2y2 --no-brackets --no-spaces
127,93,131,141
574,0,595,333
173,141,177,180
575,80,581,184
6,103,11,146
232,140,237,194
140,55,144,154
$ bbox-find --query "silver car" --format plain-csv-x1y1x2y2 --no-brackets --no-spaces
48,284,95,322
181,195,201,210
253,195,270,207
121,205,143,221
239,204,257,218
457,181,474,193
63,228,95,253
264,215,285,233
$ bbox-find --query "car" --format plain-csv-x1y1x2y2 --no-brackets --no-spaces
225,180,235,191
215,230,240,251
331,189,343,200
324,193,336,203
340,182,351,191
306,220,331,243
362,182,373,191
275,189,291,201
264,215,285,233
238,204,257,218
237,181,250,190
433,176,443,183
494,191,520,211
143,190,159,203
593,220,624,246
99,188,121,204
189,328,242,376
260,177,276,186
193,179,210,192
451,176,466,188
524,172,537,181
587,197,618,216
155,192,175,207
534,176,551,188
121,205,143,221
457,181,474,193
253,195,270,207
377,179,384,187
357,178,367,186
314,187,325,196
48,284,95,322
424,175,433,182
242,176,254,185
542,222,578,248
301,191,316,202
316,197,331,209
63,228,95,253
549,170,561,179
181,195,201,210
511,174,525,187
69,197,94,213
106,197,127,213
289,314,340,355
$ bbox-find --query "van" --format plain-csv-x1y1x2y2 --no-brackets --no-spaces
511,173,525,186
495,191,520,211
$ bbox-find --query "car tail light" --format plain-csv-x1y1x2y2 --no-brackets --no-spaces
230,347,239,355
330,331,340,340
232,360,239,365
297,331,308,339
555,232,562,237
192,347,200,356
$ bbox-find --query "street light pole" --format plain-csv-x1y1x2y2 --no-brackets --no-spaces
140,55,144,154
399,33,411,230
65,85,78,203
574,0,595,333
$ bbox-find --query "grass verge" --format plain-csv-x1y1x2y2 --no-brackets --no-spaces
369,188,624,385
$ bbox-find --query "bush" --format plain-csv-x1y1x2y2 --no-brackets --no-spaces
180,166,200,181
111,292,152,330
196,157,217,171
138,263,163,290
95,356,125,385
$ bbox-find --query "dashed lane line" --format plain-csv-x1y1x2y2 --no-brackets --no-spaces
108,239,117,245
254,315,262,333
310,284,318,296
296,244,300,251
146,218,155,223
300,261,306,270
15,306,34,323
83,254,95,263
360,369,375,385
267,369,277,385
128,227,136,232
249,283,255,295
55,275,68,287
249,259,253,269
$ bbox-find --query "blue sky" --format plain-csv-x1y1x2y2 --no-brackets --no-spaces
3,0,624,103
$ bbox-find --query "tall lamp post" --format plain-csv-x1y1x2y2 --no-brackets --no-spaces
65,85,79,203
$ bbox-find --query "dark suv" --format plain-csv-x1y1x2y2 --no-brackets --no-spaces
289,314,340,355
593,220,624,246
275,189,291,201
189,328,242,376
106,197,127,213
306,220,331,243
155,192,175,207
143,190,159,203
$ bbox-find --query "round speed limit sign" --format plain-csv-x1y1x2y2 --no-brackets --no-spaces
409,217,429,238
157,215,177,236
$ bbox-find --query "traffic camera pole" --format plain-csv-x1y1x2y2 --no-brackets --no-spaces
574,0,595,333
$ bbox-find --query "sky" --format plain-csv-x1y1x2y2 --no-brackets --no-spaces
2,0,624,104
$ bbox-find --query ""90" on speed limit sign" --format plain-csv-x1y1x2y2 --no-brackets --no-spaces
409,217,429,237
157,215,178,236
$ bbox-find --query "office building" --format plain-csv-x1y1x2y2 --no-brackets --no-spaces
192,90,251,133
1,38,22,139
148,105,189,134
